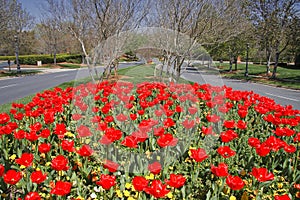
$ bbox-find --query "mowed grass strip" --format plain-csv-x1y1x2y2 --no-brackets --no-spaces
217,63,300,90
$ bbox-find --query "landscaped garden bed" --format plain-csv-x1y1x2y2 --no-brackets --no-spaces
0,79,299,199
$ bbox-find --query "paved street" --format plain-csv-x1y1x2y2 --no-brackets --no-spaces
181,66,300,110
0,63,137,105
0,62,299,110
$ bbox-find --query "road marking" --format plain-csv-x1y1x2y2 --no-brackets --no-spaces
54,74,68,78
0,83,17,89
265,92,299,102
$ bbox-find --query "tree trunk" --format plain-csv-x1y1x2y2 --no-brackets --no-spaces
234,57,238,71
175,56,184,82
79,39,95,83
229,59,232,72
54,45,57,66
266,49,271,76
271,52,280,79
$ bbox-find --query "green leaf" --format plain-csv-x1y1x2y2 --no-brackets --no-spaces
206,190,211,200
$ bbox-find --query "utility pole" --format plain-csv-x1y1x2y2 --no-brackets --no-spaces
244,43,249,77
14,35,21,73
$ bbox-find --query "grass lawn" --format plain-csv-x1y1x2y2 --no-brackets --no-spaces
217,63,300,90
42,63,83,69
0,64,191,113
1,63,298,113
0,70,41,78
117,64,191,84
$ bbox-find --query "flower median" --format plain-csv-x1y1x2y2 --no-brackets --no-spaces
0,81,299,200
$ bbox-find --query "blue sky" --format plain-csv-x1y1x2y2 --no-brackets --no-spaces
19,0,44,19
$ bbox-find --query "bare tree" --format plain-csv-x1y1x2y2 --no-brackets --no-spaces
0,0,34,56
246,0,299,78
149,0,248,81
43,0,149,82
35,19,62,65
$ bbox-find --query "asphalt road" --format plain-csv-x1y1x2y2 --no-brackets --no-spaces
181,66,300,110
0,63,136,105
0,62,299,110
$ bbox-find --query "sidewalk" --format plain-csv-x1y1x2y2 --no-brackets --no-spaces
1,67,78,73
0,66,79,80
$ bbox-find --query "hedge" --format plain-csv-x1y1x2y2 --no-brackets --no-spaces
0,54,82,65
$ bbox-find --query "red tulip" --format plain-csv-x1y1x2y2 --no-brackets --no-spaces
182,119,195,129
51,155,69,171
25,192,41,200
38,143,51,153
96,174,116,190
13,112,24,120
15,153,34,167
0,164,4,177
40,128,51,138
25,131,39,142
264,136,285,152
220,130,238,143
132,176,149,191
72,113,82,121
77,144,93,157
284,144,296,153
226,175,244,190
50,181,72,196
238,109,248,118
157,133,178,148
137,109,145,115
202,126,214,135
248,137,260,148
14,129,26,139
0,113,10,124
155,109,163,117
100,128,123,144
190,148,209,162
223,120,235,129
164,118,176,127
211,163,229,177
29,122,42,132
274,194,291,200
61,140,75,152
30,171,47,184
153,127,164,137
103,160,119,173
251,167,274,182
116,113,128,122
131,130,149,143
165,174,186,188
144,180,170,198
236,120,247,129
294,183,300,190
206,114,220,123
148,161,162,175
217,146,236,158
294,132,300,142
44,111,55,124
129,113,137,120
188,106,198,115
3,169,22,185
54,123,66,138
77,125,92,138
255,143,271,157
275,127,295,137
121,135,138,148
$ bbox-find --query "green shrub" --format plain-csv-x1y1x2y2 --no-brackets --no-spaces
0,54,82,65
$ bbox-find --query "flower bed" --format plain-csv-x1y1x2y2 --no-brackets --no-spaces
0,81,299,200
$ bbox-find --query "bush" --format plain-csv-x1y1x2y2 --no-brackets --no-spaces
0,54,82,65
